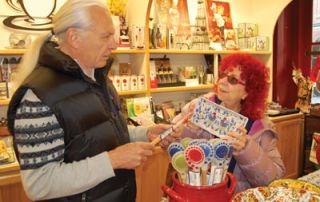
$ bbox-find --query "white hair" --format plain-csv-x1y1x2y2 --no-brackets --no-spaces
13,0,108,91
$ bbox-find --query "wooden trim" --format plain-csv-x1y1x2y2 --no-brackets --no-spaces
0,49,26,55
150,85,213,93
149,49,272,55
112,49,145,54
118,90,147,96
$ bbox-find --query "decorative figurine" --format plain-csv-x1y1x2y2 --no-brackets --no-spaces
292,67,313,113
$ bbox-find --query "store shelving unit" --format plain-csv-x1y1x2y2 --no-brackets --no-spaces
0,0,289,106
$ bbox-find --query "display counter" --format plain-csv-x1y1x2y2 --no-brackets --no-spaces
0,147,169,202
270,113,304,178
0,113,304,202
0,161,30,202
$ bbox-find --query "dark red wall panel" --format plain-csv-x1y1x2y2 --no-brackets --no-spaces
273,0,312,108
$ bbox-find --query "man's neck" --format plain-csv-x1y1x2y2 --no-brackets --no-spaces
60,46,95,81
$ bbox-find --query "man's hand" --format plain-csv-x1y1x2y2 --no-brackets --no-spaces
108,142,155,169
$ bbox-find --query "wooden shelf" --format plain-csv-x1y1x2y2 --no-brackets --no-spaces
149,49,217,54
150,84,213,93
112,49,145,54
215,50,272,55
0,161,19,175
118,90,147,96
0,99,10,106
0,91,149,105
149,49,272,55
0,49,26,55
0,49,146,55
0,48,271,55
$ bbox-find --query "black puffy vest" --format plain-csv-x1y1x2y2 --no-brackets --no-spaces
7,41,136,202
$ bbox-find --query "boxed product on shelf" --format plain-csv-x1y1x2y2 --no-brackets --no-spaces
126,97,153,126
0,82,9,99
248,36,269,51
224,29,238,49
118,16,130,48
161,101,176,123
238,36,269,51
120,75,130,91
256,36,269,51
130,75,138,90
247,37,257,49
238,23,258,38
110,75,145,91
130,25,145,49
150,23,167,49
138,75,145,90
185,78,199,87
0,133,16,165
238,38,248,49
119,63,132,75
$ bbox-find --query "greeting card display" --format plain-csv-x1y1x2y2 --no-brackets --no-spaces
190,97,248,138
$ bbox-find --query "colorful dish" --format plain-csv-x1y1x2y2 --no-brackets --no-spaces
299,170,320,187
269,179,320,194
232,186,320,202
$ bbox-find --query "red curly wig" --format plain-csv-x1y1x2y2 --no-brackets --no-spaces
219,53,270,120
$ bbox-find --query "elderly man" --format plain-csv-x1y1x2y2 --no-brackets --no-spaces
7,0,179,201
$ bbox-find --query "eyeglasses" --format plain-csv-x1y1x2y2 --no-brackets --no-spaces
218,72,245,85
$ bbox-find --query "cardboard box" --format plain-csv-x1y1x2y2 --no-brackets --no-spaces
238,38,248,49
248,37,257,50
130,25,145,49
185,78,199,87
238,23,258,38
246,36,269,51
256,36,269,51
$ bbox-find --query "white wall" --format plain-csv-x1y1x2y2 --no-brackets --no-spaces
0,0,292,50
0,0,292,113
124,0,293,72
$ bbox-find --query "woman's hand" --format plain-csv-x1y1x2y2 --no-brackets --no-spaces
147,124,183,148
222,127,248,156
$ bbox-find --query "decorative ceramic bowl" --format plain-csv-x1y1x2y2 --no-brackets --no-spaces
269,179,320,194
232,186,320,202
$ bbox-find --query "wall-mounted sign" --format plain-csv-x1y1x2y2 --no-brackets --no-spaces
3,0,57,31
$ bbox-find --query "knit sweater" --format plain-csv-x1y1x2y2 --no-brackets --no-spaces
14,89,148,201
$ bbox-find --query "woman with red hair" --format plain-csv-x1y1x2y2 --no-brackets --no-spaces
173,53,285,193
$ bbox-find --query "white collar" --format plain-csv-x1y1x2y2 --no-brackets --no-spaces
74,59,96,81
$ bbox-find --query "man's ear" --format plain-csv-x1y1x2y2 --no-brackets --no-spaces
65,28,82,48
